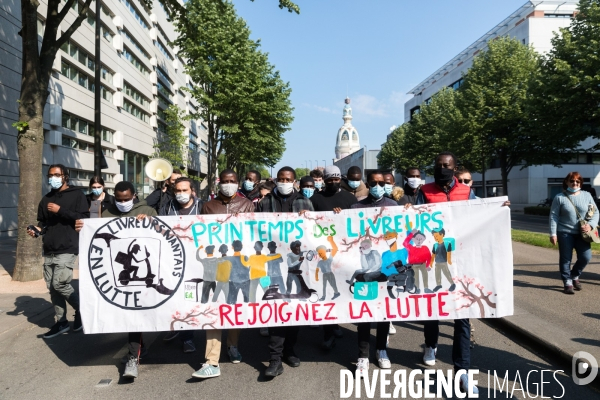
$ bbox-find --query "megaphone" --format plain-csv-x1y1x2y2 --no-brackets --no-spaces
145,158,173,182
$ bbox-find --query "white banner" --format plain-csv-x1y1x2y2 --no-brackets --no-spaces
79,197,513,333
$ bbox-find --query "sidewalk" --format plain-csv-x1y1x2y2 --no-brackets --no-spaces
1,237,598,374
498,241,600,368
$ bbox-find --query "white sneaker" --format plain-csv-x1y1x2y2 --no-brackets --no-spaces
388,322,396,335
423,346,437,366
356,358,369,378
459,372,479,395
376,350,391,369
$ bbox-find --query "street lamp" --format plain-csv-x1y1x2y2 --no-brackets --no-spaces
315,160,318,169
323,160,326,168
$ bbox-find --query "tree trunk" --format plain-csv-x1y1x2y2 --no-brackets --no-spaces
13,0,47,281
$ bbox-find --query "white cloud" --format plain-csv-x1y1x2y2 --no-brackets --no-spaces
351,94,389,117
301,103,337,114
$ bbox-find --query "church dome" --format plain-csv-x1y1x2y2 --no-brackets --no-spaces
335,97,360,160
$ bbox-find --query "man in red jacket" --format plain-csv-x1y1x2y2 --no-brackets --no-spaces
410,152,477,395
403,228,432,294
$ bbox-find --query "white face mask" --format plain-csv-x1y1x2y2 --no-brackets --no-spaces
407,178,421,189
386,238,396,247
176,193,191,204
277,182,294,195
220,183,238,198
116,199,134,213
360,247,372,255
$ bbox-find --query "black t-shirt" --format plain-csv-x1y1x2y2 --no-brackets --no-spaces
310,189,358,211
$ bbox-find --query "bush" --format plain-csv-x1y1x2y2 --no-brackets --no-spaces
524,206,550,216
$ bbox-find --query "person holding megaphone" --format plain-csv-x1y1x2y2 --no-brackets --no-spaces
145,158,182,213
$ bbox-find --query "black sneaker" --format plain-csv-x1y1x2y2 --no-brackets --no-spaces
284,354,301,367
322,337,336,350
265,360,284,377
573,280,582,291
73,311,83,332
43,321,70,339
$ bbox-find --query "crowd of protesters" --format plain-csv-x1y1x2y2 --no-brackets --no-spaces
31,152,597,395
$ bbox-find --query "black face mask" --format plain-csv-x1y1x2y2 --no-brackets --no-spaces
434,166,455,187
325,182,341,193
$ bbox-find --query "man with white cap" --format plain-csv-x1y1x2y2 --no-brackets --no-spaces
310,165,357,349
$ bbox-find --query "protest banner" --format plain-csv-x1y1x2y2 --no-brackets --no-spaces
79,197,513,333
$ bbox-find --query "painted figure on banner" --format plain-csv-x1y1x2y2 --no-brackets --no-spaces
228,240,251,304
431,228,456,292
404,229,433,294
380,230,416,297
195,245,218,303
213,244,232,302
286,241,305,294
315,235,341,301
346,239,382,284
265,241,286,294
248,241,282,302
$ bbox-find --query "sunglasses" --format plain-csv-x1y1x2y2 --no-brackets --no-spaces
570,180,580,183
368,181,386,187
458,179,471,184
47,173,63,178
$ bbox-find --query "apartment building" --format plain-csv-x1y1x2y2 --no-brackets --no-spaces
0,0,209,237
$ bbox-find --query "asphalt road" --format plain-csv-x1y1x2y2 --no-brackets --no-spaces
1,290,598,398
510,213,548,234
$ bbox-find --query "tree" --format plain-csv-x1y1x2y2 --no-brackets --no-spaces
531,0,600,150
459,37,541,195
175,0,293,195
13,0,298,281
153,105,187,169
295,167,310,178
378,88,470,175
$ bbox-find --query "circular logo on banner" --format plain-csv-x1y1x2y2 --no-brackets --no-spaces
87,217,186,310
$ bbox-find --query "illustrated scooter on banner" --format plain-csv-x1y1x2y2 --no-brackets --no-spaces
262,250,319,302
348,260,416,300
114,239,174,295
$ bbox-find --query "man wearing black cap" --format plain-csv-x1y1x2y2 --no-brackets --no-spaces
310,165,357,349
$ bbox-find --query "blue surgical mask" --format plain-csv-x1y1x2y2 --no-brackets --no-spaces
348,180,361,189
314,182,323,190
302,188,315,198
91,188,103,196
370,185,385,199
243,180,255,192
384,184,393,196
567,187,581,193
49,177,63,189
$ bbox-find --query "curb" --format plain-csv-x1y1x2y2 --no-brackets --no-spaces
487,317,600,391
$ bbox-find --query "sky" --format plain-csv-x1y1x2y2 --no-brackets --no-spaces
231,0,528,176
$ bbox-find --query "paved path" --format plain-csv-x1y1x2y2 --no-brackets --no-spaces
511,213,548,234
1,238,599,399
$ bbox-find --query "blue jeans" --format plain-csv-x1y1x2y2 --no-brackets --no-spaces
424,319,470,371
557,232,591,286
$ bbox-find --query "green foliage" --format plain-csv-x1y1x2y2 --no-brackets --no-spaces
12,121,29,133
175,0,293,191
524,206,550,216
531,0,600,150
295,167,310,179
153,105,186,168
381,37,558,196
378,89,470,175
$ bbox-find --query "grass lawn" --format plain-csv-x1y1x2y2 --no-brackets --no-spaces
511,229,600,254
